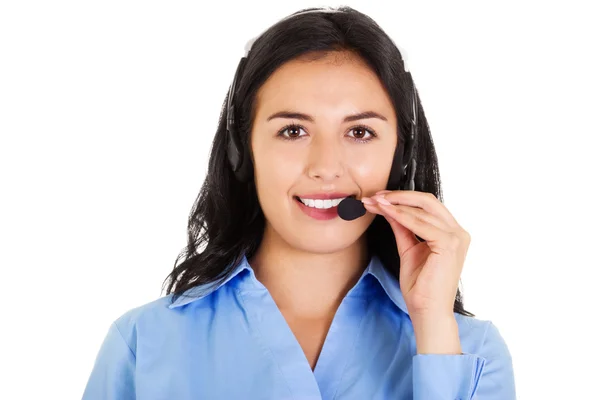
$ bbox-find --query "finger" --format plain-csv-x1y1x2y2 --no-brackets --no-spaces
365,199,449,234
363,203,419,254
384,214,420,254
362,202,386,218
376,202,452,253
374,198,451,232
376,191,461,230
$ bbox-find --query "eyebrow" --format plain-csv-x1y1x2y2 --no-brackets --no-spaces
266,110,388,123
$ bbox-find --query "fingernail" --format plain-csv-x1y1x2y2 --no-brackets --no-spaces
374,195,392,206
361,197,376,205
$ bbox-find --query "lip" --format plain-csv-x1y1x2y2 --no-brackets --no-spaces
295,192,354,200
294,197,340,220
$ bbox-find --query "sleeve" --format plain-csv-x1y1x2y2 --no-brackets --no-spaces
81,321,136,400
412,321,516,400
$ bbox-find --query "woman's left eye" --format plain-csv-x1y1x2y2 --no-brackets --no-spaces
348,126,376,141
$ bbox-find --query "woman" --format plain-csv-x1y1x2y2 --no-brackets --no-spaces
83,6,516,399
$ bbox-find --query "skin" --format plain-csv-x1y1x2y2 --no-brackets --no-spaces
249,50,397,318
247,50,467,368
363,191,468,355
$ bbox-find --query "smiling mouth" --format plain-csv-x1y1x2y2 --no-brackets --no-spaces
293,195,357,201
293,195,356,208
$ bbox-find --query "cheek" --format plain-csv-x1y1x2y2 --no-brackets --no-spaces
253,137,395,192
253,143,303,198
349,150,394,187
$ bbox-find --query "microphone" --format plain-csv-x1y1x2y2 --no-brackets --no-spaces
337,196,366,221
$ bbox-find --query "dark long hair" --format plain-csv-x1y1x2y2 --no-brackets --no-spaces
162,6,474,317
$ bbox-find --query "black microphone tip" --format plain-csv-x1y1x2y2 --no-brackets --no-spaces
337,196,366,221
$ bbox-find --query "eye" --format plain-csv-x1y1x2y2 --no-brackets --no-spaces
276,123,378,142
277,124,308,140
348,125,376,142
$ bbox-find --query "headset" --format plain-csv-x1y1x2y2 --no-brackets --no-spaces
226,8,417,192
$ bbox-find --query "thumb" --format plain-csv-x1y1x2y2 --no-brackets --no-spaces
382,213,419,256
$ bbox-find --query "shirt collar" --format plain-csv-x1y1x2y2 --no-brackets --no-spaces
168,253,408,315
167,256,251,309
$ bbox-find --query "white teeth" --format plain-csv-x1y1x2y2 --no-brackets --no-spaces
298,197,346,209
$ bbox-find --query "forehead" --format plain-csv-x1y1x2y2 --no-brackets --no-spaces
254,51,395,119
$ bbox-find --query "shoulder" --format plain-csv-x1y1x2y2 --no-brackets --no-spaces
109,294,178,354
109,288,233,355
454,313,513,361
114,294,175,326
452,314,516,395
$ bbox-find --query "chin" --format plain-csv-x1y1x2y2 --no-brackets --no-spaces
287,229,363,254
292,240,353,255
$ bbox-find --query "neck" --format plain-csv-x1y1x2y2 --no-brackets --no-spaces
248,223,371,319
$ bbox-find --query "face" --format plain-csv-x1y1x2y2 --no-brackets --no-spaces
250,50,398,254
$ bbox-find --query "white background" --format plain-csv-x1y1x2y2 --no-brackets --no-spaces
1,1,598,398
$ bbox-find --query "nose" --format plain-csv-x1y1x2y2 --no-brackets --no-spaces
306,134,344,182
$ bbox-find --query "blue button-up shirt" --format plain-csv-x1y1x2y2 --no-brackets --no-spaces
82,254,516,399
